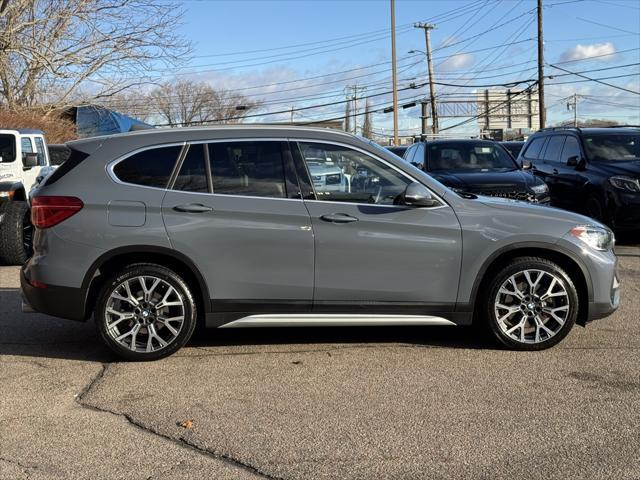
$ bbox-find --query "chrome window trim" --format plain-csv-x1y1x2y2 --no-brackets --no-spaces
106,137,449,209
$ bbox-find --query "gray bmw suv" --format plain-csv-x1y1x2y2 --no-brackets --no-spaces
21,126,620,360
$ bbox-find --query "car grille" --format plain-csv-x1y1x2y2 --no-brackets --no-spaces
473,188,537,203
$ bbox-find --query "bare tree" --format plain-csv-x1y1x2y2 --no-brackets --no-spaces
0,0,191,111
362,101,373,139
145,79,261,126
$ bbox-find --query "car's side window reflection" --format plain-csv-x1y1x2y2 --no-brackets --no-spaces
298,142,411,205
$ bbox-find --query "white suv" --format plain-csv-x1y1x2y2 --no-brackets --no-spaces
0,129,55,264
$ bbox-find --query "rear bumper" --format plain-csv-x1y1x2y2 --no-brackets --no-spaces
20,267,88,321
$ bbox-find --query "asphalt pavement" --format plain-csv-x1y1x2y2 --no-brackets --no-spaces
1,254,639,480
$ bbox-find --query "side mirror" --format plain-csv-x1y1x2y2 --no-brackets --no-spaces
403,182,439,207
22,152,38,168
566,155,579,167
567,155,586,170
521,159,532,170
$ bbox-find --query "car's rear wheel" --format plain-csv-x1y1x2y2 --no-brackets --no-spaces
0,201,33,265
96,264,197,361
484,257,579,350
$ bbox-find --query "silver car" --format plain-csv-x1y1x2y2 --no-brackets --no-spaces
22,126,619,360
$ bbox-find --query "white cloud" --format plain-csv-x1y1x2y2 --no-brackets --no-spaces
438,53,475,72
559,42,616,62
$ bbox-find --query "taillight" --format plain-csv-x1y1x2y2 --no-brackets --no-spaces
31,196,84,229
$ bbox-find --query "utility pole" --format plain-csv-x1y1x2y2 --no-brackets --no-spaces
390,0,399,145
414,22,438,134
537,0,546,130
567,93,580,127
345,85,366,135
290,106,294,124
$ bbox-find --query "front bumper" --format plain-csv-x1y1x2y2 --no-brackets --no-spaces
20,267,88,321
610,190,640,230
588,273,620,321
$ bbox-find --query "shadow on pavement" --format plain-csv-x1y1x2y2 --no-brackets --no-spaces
0,289,493,363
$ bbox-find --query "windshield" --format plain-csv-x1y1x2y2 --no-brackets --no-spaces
0,134,16,163
583,134,640,162
428,143,517,172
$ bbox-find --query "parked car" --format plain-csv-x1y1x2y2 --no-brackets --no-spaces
0,129,55,264
501,141,525,159
22,126,618,360
385,145,408,158
517,126,640,230
403,139,550,203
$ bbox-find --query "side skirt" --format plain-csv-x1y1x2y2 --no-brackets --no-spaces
218,314,457,329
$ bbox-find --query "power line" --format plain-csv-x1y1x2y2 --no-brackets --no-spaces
548,64,640,94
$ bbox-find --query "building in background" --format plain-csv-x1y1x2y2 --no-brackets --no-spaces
475,89,539,140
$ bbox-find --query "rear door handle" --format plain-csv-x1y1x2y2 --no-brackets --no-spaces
552,168,559,175
320,213,359,224
173,203,213,213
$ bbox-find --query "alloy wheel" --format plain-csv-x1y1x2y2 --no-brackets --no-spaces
494,269,571,344
105,276,185,353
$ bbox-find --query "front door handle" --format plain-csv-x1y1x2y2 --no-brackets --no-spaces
173,203,213,213
320,213,359,224
552,168,559,175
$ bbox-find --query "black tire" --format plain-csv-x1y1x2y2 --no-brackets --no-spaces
585,195,609,226
483,257,579,351
95,263,197,361
0,201,33,265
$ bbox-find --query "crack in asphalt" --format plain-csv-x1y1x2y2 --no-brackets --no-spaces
0,455,39,478
75,363,284,480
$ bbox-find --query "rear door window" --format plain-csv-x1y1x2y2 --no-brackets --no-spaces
208,141,287,198
173,144,209,193
113,145,182,188
542,136,566,163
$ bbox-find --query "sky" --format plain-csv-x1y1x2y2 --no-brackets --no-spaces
157,0,640,136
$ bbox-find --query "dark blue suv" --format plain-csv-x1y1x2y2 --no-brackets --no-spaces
517,127,640,231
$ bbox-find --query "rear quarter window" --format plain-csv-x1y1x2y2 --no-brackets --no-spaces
113,145,182,189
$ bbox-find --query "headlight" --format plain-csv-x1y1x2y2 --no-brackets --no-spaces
529,183,549,194
0,191,14,199
609,176,640,192
570,225,614,251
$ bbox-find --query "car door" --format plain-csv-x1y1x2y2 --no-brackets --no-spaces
553,135,588,212
538,135,567,207
294,140,462,312
161,140,315,319
20,137,40,191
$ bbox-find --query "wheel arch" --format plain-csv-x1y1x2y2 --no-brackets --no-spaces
82,246,211,322
469,243,592,326
0,181,27,201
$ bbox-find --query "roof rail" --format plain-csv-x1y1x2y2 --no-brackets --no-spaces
539,126,582,132
602,125,640,128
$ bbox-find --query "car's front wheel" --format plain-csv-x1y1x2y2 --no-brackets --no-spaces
96,264,197,361
484,257,579,350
